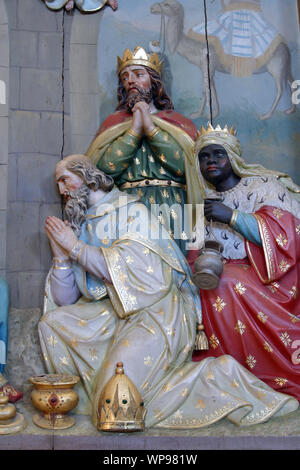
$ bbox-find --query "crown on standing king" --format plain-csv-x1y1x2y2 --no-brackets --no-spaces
117,46,163,76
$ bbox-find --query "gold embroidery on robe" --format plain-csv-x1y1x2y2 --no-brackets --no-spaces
276,233,288,247
213,296,226,312
289,286,298,299
234,320,246,335
279,259,290,273
274,377,288,386
144,356,153,366
209,334,220,349
263,342,273,353
234,282,246,295
280,331,292,347
273,208,284,219
246,355,256,369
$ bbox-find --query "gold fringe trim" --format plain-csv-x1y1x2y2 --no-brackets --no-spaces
194,324,209,351
223,2,262,12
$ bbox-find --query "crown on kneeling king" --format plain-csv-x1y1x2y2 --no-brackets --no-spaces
97,362,146,432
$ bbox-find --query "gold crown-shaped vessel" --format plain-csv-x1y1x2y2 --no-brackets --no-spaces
198,123,237,137
117,46,163,76
97,362,146,433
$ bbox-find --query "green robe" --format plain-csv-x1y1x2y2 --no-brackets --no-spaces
98,127,189,252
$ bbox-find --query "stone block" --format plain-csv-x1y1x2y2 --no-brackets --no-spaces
16,153,40,202
9,111,40,153
4,0,16,29
70,44,98,94
71,133,96,156
0,210,6,269
20,68,62,112
38,32,63,70
5,271,19,308
63,68,70,115
7,153,17,202
62,114,72,157
71,10,100,45
18,271,47,310
0,24,9,67
71,92,99,136
9,66,19,109
0,0,8,25
10,30,38,68
0,67,8,116
6,202,41,271
17,0,63,32
6,307,46,390
16,153,61,203
0,116,8,163
0,164,7,210
39,203,62,270
39,154,61,203
39,112,63,155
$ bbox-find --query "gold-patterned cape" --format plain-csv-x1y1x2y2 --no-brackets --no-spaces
39,189,298,429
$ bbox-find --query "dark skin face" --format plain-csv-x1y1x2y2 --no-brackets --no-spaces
198,144,241,224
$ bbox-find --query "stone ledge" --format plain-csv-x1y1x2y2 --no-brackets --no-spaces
3,308,300,451
0,403,299,450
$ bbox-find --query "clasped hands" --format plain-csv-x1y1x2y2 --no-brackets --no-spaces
45,216,78,259
131,101,156,137
204,199,233,225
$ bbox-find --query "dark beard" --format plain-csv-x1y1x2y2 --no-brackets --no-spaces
63,185,90,236
126,86,153,112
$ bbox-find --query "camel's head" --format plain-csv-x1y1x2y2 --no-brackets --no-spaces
151,0,183,18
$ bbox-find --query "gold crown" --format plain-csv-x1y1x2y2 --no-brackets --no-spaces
117,46,163,76
198,123,237,137
97,362,146,432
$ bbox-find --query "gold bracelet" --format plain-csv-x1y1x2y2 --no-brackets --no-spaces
229,209,238,228
53,256,69,264
69,240,85,262
53,264,72,270
128,128,142,139
146,127,160,139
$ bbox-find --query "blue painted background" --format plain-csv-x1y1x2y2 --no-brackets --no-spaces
98,0,300,183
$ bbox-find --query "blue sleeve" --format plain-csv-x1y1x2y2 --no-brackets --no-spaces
234,211,262,246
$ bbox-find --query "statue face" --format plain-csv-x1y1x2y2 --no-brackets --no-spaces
198,144,233,185
119,65,151,96
55,166,84,200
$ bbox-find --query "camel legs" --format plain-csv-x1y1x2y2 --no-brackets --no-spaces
259,45,295,120
190,72,219,120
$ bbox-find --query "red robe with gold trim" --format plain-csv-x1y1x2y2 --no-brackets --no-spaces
189,205,300,401
93,109,198,141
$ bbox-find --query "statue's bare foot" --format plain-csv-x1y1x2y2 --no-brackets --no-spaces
107,0,118,10
0,383,23,403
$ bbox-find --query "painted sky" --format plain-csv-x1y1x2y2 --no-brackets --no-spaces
97,0,300,180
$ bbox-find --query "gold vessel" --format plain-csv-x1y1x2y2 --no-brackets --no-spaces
30,374,80,430
97,362,146,432
0,392,26,434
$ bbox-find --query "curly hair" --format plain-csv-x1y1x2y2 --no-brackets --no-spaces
56,154,114,192
116,66,174,111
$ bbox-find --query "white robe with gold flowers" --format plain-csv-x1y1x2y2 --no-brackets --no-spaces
39,189,299,429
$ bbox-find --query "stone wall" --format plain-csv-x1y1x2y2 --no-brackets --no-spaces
5,0,73,309
0,0,9,282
